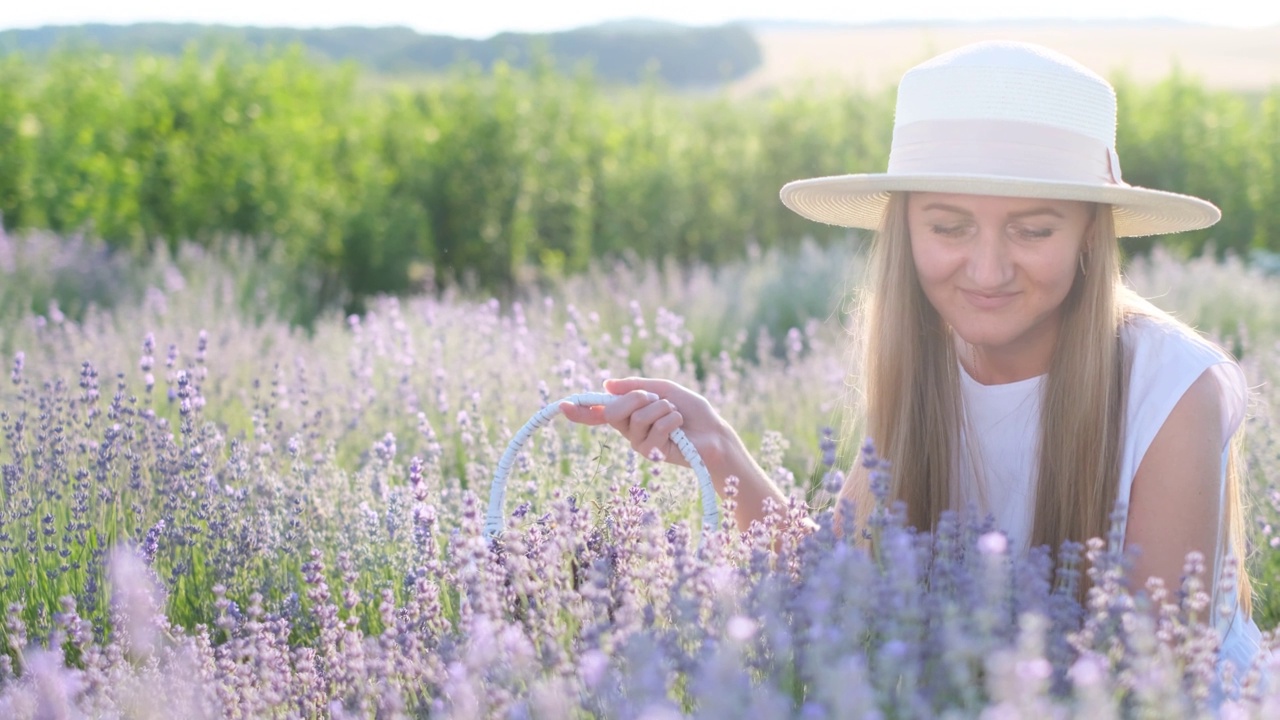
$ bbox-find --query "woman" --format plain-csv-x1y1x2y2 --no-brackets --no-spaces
560,41,1261,672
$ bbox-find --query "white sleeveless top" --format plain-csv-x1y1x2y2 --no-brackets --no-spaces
955,314,1262,677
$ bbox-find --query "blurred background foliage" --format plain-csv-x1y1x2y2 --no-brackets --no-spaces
0,44,1275,325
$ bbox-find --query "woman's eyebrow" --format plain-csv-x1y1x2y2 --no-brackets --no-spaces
919,202,971,215
918,203,1067,220
1008,207,1066,220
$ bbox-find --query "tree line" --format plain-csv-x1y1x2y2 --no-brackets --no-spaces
0,49,1275,319
0,22,762,87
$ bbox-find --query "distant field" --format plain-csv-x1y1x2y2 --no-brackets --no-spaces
733,22,1280,94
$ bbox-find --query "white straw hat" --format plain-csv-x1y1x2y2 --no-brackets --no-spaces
779,41,1221,237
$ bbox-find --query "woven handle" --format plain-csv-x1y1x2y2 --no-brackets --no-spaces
484,392,720,541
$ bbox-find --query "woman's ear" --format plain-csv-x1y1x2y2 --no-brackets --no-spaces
1081,202,1103,254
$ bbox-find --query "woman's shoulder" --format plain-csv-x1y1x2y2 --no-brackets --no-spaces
1121,311,1238,371
1120,309,1246,445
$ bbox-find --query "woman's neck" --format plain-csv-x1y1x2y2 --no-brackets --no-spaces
958,323,1060,385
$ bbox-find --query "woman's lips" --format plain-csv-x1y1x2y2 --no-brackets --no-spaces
961,289,1019,310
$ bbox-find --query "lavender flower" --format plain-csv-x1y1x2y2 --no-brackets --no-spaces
819,426,836,467
135,520,164,566
0,235,1276,717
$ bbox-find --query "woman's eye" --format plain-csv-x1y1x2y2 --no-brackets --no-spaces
1012,225,1055,240
931,224,970,238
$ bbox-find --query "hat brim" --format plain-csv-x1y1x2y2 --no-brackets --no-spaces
779,173,1221,238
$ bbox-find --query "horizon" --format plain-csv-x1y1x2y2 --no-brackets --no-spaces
4,16,1270,34
2,1,1277,37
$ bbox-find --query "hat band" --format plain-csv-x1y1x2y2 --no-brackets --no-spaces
887,119,1124,186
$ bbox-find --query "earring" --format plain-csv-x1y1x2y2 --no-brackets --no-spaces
1079,253,1088,277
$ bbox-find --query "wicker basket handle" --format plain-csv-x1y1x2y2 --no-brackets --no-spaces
483,392,720,542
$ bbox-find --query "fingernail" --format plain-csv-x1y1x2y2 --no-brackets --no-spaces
644,391,659,402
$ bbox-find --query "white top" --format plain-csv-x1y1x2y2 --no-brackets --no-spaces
955,314,1261,676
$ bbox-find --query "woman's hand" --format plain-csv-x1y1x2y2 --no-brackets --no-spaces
562,376,813,536
559,377,729,473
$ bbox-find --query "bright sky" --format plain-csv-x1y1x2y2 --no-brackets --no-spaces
1,0,1277,36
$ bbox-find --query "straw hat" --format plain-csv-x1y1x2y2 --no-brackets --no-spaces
779,41,1220,237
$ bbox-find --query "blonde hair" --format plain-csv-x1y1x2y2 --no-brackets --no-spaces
840,192,1252,613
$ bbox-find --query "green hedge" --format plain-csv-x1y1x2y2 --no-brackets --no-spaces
0,47,1276,314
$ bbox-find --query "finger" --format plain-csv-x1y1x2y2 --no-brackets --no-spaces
627,399,677,452
559,402,607,426
604,377,680,399
640,410,684,460
601,390,659,426
630,397,675,429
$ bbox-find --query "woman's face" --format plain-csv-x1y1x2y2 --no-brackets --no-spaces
907,192,1094,380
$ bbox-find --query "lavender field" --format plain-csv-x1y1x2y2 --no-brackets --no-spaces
3,231,1280,718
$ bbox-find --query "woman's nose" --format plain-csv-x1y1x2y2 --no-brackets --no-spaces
966,233,1015,289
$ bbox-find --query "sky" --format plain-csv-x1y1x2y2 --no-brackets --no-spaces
1,0,1278,36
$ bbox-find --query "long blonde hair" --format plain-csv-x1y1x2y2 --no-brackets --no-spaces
841,192,1251,613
